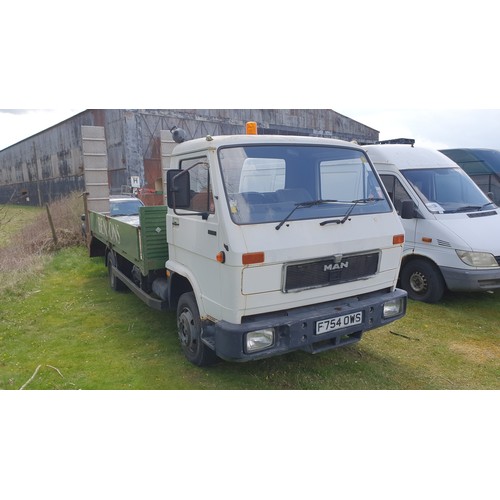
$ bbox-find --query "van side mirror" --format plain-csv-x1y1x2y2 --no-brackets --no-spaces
167,169,191,208
400,200,415,219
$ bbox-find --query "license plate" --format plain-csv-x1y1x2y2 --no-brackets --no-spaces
315,311,363,335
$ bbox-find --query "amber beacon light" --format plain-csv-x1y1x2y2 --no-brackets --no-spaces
246,121,258,135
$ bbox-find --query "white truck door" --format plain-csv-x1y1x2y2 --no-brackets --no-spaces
380,173,418,249
168,156,222,317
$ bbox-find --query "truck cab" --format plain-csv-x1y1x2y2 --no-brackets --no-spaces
165,134,407,364
364,144,500,303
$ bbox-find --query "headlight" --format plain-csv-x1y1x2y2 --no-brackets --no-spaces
456,250,498,267
245,329,274,353
383,298,404,318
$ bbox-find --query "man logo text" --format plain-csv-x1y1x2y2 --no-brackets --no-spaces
324,262,348,272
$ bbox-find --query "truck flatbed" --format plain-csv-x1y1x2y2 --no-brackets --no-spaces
89,205,168,275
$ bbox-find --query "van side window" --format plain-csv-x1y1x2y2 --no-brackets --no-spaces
380,175,413,215
180,156,215,214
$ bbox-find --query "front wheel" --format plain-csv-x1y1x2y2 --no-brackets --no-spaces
400,259,445,303
177,292,218,367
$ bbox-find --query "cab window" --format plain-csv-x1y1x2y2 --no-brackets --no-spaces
180,156,215,214
380,174,413,215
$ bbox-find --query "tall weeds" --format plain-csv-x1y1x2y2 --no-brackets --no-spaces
0,192,85,293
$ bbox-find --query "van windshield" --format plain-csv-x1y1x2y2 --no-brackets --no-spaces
402,167,496,213
218,144,391,225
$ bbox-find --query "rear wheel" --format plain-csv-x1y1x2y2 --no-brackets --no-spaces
400,259,445,303
177,292,218,367
107,251,126,292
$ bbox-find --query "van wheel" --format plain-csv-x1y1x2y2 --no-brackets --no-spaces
177,292,218,367
107,251,126,292
400,259,445,303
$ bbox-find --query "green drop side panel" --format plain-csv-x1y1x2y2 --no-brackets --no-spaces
89,211,142,263
139,206,169,274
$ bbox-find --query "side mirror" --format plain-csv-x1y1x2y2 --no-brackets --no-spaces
166,169,191,209
400,200,415,219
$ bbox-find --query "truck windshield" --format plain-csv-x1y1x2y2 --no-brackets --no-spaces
402,167,496,214
218,145,391,225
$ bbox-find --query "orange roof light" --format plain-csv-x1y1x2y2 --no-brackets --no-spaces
246,121,258,135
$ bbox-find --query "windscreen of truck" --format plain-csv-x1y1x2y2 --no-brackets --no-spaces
219,145,391,225
402,167,496,214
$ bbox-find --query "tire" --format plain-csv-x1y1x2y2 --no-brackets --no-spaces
107,251,126,292
177,292,218,367
400,259,445,303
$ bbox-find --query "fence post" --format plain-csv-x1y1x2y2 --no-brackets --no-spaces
45,203,58,248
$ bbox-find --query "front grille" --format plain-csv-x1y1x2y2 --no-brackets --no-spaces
284,251,379,292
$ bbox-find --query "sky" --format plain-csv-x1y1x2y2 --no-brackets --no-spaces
1,108,499,152
0,109,84,151
338,109,500,150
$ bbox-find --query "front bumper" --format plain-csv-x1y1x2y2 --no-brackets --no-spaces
441,266,500,292
203,288,407,362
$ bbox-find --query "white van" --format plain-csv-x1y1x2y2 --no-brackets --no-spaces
364,144,500,302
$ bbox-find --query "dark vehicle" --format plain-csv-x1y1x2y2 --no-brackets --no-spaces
440,148,500,204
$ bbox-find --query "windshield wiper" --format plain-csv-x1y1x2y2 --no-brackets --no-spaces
275,199,338,230
320,198,384,226
445,203,494,214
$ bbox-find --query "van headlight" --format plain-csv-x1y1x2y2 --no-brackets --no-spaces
245,329,274,353
456,250,498,267
383,298,404,318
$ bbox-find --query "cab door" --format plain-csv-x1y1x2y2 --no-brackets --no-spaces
380,174,418,252
167,155,222,318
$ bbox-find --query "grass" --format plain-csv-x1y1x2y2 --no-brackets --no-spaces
0,204,43,247
0,193,83,293
1,200,499,390
1,242,499,390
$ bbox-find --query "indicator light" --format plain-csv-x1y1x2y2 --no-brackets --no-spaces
242,252,265,265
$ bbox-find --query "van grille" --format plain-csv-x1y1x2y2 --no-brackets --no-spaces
283,252,379,292
467,211,498,218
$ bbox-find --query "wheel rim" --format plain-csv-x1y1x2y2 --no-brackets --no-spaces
178,307,198,354
409,271,428,294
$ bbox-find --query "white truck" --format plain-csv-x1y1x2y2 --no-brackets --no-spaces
87,126,407,366
364,143,500,303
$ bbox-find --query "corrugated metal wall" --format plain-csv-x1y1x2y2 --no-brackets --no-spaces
0,111,92,205
0,109,379,206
